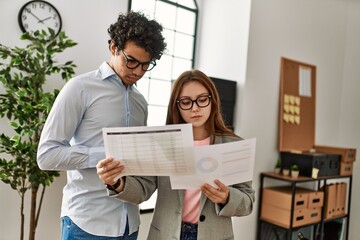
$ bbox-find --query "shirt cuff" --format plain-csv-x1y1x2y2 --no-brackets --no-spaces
88,146,106,168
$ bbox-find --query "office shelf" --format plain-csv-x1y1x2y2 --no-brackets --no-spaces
256,172,352,240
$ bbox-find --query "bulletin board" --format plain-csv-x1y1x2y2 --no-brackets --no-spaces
279,57,317,152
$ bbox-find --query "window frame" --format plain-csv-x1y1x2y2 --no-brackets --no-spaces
128,0,198,127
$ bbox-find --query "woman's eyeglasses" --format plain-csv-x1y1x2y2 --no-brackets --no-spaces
176,95,212,110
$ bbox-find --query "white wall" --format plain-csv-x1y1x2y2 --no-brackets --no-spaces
1,0,360,240
338,0,360,238
197,0,360,239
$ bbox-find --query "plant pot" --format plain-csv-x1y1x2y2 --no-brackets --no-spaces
282,169,290,176
274,168,281,174
291,170,299,178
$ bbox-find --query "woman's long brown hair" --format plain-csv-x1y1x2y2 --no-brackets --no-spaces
166,69,237,141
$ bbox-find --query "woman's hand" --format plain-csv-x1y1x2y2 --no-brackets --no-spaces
201,179,229,205
96,157,125,186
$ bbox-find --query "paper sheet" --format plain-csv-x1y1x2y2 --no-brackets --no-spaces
103,124,195,179
170,138,256,189
299,66,312,97
102,124,256,189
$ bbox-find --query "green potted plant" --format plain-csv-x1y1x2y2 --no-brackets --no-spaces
290,164,300,178
0,29,77,240
274,159,281,174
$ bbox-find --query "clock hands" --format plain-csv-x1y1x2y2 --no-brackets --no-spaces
28,11,42,23
28,10,51,25
38,17,52,23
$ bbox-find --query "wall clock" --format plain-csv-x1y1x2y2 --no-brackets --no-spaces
18,0,62,38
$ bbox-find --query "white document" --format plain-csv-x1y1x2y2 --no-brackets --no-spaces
103,124,256,189
102,124,195,179
170,138,256,189
299,65,312,97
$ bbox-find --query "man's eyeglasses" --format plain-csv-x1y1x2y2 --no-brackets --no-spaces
176,95,212,110
121,50,156,71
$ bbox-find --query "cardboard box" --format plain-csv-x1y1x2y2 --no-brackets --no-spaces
292,187,324,208
261,203,308,228
263,187,308,210
307,207,322,224
306,190,324,208
315,145,356,163
261,204,321,228
339,161,353,175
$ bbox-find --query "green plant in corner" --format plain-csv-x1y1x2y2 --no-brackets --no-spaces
0,29,77,240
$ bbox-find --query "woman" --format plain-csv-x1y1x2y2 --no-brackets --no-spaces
97,69,255,240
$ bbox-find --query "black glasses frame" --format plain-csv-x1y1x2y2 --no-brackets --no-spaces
121,50,156,71
176,95,212,110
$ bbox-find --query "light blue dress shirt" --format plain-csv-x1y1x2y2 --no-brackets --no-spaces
37,62,148,237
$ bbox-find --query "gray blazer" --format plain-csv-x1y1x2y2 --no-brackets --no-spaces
116,135,255,240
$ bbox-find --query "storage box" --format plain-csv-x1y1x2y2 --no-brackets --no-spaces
339,161,353,175
261,203,321,228
315,145,355,175
279,58,356,176
303,189,324,208
291,187,324,208
315,145,356,163
261,203,308,228
263,186,308,210
307,207,322,224
281,151,340,177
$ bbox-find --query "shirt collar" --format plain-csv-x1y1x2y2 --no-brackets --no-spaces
99,62,132,89
99,61,116,80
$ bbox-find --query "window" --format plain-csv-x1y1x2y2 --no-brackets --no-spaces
128,0,198,213
129,0,198,126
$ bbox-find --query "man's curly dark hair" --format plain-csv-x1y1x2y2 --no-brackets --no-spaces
108,11,167,60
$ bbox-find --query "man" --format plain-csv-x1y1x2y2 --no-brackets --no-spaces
37,11,166,239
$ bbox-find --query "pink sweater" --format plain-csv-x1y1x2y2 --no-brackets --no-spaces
182,137,210,224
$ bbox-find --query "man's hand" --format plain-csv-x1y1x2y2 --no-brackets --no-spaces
96,157,125,186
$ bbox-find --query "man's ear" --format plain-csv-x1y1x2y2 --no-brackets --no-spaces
110,41,117,55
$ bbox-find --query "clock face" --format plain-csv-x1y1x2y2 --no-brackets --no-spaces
18,0,62,38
